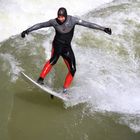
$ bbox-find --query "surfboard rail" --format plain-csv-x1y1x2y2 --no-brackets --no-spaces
21,72,69,101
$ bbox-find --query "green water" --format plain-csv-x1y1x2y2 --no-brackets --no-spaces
7,84,140,140
0,72,140,140
7,91,140,140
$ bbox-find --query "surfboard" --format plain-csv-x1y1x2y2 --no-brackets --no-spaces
21,72,69,101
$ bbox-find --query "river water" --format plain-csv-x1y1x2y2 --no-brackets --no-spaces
0,0,140,140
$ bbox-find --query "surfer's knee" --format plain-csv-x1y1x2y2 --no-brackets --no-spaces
50,56,59,65
70,67,76,76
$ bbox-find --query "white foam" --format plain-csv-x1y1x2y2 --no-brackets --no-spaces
64,44,140,132
69,43,140,115
0,53,23,82
119,115,140,133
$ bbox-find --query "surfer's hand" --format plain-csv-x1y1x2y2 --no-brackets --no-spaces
104,28,112,35
21,30,29,38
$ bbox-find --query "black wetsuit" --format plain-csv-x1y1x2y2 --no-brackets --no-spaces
23,15,108,88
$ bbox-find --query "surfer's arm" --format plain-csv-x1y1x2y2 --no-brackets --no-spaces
21,20,52,38
75,17,112,35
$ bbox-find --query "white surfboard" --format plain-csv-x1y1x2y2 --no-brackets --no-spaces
21,72,69,101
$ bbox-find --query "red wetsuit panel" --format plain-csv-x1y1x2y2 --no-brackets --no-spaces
63,72,73,88
63,59,73,88
40,61,52,78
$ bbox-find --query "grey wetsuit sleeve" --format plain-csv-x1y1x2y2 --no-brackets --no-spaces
26,20,53,33
74,17,105,31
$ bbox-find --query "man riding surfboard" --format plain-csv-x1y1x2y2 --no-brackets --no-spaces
21,7,112,94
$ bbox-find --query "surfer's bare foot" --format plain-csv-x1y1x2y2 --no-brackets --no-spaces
37,77,44,85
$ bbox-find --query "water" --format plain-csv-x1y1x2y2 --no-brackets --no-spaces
0,0,140,140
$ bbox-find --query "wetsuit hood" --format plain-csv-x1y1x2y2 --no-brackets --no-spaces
57,7,67,24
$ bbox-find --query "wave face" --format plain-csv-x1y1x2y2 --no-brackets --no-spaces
1,0,140,139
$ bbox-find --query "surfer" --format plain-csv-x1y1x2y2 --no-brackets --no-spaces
21,7,112,94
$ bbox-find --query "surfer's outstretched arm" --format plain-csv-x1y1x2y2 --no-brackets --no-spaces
75,17,112,35
21,20,52,38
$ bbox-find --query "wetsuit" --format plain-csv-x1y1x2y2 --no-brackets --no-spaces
21,15,111,89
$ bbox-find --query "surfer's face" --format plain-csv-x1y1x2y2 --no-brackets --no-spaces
57,15,65,23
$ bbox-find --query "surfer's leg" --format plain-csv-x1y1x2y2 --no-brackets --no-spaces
62,48,76,90
37,59,53,85
37,46,59,84
39,60,53,79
